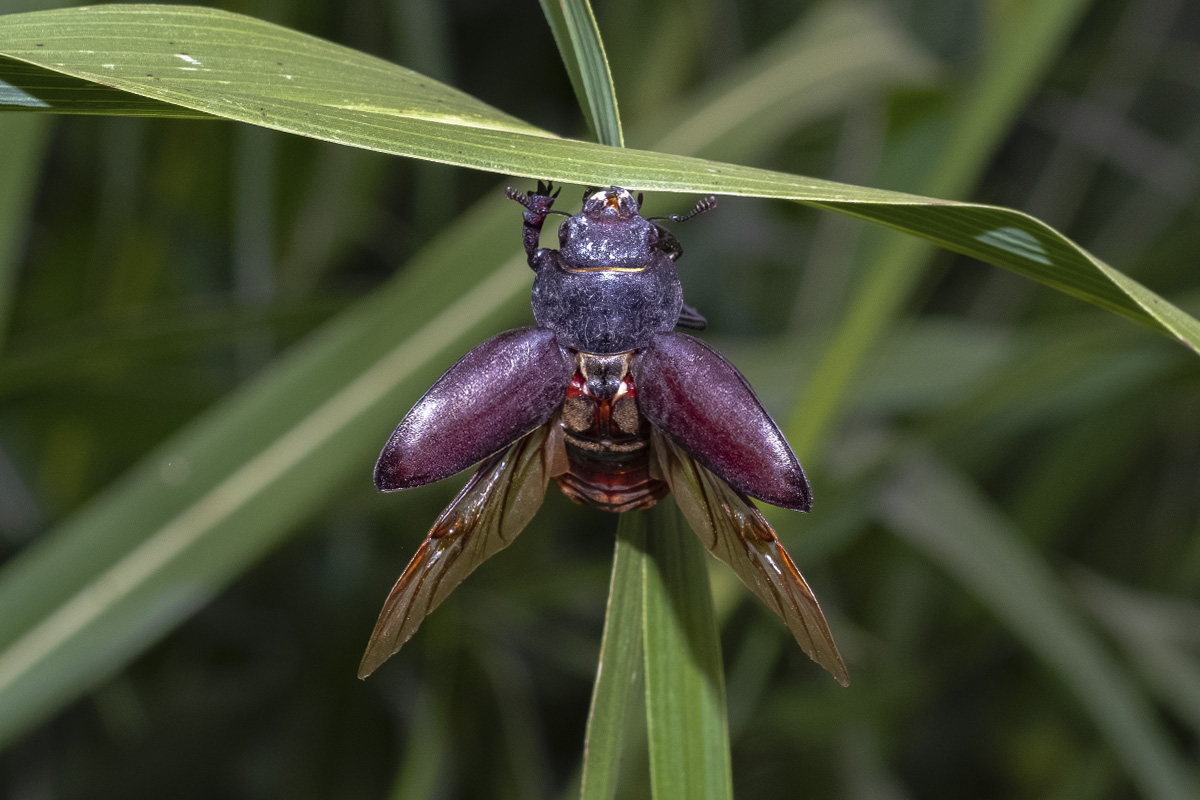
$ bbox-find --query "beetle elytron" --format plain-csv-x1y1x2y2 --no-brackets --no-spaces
360,183,848,685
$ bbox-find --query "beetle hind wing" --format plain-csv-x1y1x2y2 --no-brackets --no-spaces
360,425,553,677
652,429,848,685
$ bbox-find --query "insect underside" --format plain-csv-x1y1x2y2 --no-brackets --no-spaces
553,351,669,512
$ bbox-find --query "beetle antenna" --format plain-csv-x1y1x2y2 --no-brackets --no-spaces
650,196,717,223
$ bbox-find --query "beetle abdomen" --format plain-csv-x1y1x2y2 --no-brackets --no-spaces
553,352,668,512
555,445,666,512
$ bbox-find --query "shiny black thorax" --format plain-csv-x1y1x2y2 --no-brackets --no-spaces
522,187,684,355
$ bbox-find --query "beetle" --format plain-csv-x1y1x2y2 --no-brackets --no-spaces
360,183,848,685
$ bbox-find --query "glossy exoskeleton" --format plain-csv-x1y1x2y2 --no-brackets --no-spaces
361,184,848,685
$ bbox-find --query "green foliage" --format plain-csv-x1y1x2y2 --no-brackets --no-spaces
641,501,732,800
0,1,1197,798
1,7,1196,348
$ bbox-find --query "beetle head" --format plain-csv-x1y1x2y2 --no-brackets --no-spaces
580,187,640,220
558,187,655,272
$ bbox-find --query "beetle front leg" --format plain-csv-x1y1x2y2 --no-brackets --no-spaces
506,181,562,269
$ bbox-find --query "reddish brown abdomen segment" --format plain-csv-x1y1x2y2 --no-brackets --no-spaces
554,355,668,512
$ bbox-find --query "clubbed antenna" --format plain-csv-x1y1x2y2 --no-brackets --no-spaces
651,196,717,224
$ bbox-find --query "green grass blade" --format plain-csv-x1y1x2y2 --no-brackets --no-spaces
1,6,1194,351
642,501,732,800
1076,573,1200,739
534,0,586,130
535,0,603,146
880,456,1197,800
0,198,530,748
0,55,211,116
580,514,646,800
577,9,915,791
555,0,622,147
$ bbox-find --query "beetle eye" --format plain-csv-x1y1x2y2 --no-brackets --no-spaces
558,221,569,243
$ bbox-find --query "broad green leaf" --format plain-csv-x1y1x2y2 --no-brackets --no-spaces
642,501,732,800
0,5,1196,352
0,55,209,116
580,514,645,800
880,456,1197,800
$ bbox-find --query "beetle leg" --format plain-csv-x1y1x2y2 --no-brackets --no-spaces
506,181,561,269
652,223,684,261
649,197,717,261
675,302,707,331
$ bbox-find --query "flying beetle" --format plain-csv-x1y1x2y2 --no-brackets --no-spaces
360,183,848,686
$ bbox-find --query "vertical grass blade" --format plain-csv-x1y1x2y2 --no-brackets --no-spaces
580,512,646,800
557,0,622,148
539,0,623,147
880,455,1197,800
642,500,733,800
534,0,589,138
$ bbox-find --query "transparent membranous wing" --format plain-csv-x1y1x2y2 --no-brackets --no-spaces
652,430,848,685
359,425,553,678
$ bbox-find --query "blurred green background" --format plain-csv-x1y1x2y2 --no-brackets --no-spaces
1,0,1198,797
